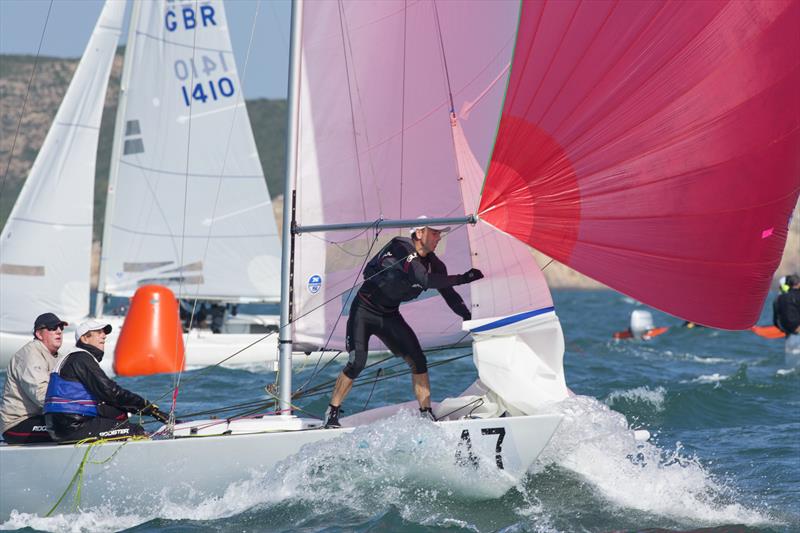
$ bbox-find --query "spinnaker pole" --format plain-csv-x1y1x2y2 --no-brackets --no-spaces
278,0,304,415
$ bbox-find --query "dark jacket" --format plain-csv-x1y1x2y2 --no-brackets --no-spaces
359,237,471,319
45,341,148,438
773,288,800,335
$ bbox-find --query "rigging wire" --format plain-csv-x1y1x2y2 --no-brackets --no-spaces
431,0,455,114
174,0,267,421
335,0,369,217
172,0,203,433
399,0,408,218
0,0,54,204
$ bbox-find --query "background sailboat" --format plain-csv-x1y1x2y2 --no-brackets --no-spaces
0,0,287,371
96,0,281,318
0,0,124,360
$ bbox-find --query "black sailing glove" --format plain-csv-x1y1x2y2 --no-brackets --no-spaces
458,268,484,285
142,403,170,424
150,409,171,424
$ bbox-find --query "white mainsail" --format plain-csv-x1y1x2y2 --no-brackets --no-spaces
98,0,281,303
0,0,125,333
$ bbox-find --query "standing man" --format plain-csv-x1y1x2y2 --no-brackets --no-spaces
324,217,483,428
44,320,169,443
773,274,800,360
0,313,67,444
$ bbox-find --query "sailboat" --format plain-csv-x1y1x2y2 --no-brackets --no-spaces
2,0,798,520
0,0,287,371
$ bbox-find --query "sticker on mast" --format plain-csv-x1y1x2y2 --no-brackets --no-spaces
307,275,323,295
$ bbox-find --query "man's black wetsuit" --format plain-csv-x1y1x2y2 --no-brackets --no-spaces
45,341,148,442
343,237,474,379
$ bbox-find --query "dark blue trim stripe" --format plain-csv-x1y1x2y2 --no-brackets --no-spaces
470,306,555,333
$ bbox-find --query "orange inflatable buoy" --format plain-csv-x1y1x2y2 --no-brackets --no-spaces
113,285,185,376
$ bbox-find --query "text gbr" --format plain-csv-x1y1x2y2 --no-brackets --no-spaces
163,3,237,108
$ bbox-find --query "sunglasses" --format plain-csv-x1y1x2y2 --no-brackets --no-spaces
40,325,64,332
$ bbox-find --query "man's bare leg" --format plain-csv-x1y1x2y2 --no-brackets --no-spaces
330,371,353,407
412,372,431,409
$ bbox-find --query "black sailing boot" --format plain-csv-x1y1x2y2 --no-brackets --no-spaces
419,407,437,422
324,404,342,428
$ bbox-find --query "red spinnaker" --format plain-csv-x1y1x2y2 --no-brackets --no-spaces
480,0,800,329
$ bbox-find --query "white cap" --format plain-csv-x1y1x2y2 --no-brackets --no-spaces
75,320,113,342
409,215,451,236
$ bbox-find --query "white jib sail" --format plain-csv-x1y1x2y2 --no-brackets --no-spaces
0,0,125,332
99,0,281,302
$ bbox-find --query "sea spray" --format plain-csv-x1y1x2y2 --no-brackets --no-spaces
535,395,771,526
605,385,667,412
0,507,142,533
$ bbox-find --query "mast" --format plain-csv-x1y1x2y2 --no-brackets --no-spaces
278,0,304,415
94,0,141,318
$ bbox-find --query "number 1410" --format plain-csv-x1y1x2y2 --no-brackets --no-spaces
181,77,235,106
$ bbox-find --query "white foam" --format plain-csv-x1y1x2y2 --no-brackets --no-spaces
691,356,732,364
686,373,728,384
535,395,771,526
605,386,667,412
154,410,519,525
1,507,142,533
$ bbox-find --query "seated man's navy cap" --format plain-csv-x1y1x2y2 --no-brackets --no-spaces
33,312,68,332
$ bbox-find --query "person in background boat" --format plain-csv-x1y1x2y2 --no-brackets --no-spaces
773,274,800,351
179,299,208,331
0,313,67,444
324,217,484,428
44,320,170,443
777,275,792,295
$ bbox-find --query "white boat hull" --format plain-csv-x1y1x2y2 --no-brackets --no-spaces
0,412,561,520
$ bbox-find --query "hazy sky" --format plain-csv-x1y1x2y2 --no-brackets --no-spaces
0,0,292,99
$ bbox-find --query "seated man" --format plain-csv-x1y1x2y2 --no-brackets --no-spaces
44,320,169,443
0,313,67,444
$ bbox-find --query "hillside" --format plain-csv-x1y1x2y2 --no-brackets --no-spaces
1,53,797,291
0,52,287,239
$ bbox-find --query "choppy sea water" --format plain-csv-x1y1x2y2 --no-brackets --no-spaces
1,289,798,532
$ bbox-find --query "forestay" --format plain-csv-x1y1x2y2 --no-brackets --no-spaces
0,1,125,332
479,0,800,330
291,0,553,351
99,0,281,302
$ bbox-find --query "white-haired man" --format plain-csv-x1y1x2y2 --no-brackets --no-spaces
44,320,168,443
